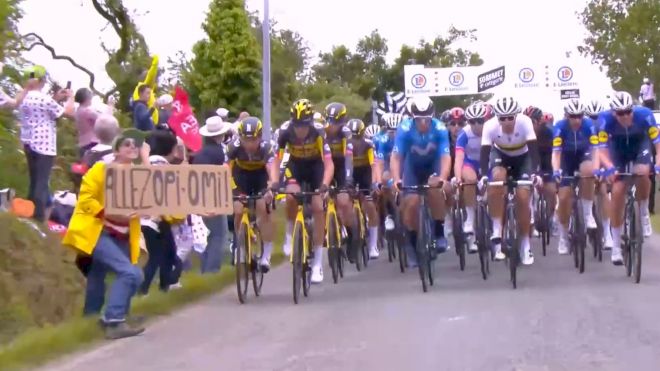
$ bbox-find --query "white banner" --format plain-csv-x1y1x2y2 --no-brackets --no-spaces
404,63,581,97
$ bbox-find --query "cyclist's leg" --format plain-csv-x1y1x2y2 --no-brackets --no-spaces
599,180,614,248
633,143,653,236
356,167,379,258
557,153,578,253
253,172,274,268
512,153,533,264
284,163,303,256
310,163,326,283
401,163,422,266
333,158,357,245
609,151,628,264
428,173,450,252
487,149,507,243
578,156,596,228
462,160,479,234
381,169,396,230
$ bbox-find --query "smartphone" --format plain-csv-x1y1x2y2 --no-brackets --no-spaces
29,72,35,78
66,81,71,89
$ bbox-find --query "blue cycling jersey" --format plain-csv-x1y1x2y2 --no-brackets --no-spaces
393,117,450,168
552,117,599,154
597,106,659,150
374,132,395,161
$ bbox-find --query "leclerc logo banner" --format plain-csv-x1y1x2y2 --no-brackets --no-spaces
477,66,506,93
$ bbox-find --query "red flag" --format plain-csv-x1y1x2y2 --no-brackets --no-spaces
168,86,202,151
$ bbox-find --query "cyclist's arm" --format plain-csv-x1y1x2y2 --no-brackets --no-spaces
527,140,540,173
318,137,334,187
551,128,562,173
454,131,467,180
597,120,614,169
391,152,402,185
588,124,600,170
265,148,278,187
391,129,407,185
437,126,451,180
344,139,353,181
644,112,660,167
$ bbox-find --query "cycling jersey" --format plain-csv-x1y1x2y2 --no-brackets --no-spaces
351,137,375,168
455,125,481,172
374,132,395,170
552,118,598,185
325,125,353,158
277,121,330,161
482,115,536,156
535,124,554,179
598,106,659,172
227,139,274,195
393,117,450,187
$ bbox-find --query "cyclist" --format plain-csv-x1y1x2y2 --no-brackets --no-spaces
323,102,360,260
346,118,380,259
479,96,540,265
374,113,403,231
585,99,614,248
454,102,487,254
543,112,555,126
274,99,334,283
228,117,279,271
391,96,452,265
525,105,557,236
365,124,381,140
552,99,599,255
597,91,660,265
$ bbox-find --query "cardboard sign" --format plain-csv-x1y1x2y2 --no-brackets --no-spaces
104,164,232,216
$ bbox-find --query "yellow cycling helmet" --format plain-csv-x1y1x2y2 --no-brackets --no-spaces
290,99,314,123
324,102,348,125
346,118,366,137
238,116,263,138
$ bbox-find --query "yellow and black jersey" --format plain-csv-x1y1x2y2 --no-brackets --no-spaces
227,139,275,171
325,125,353,159
350,137,375,168
277,121,331,161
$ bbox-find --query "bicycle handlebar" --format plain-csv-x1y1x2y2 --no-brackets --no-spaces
487,180,534,187
398,181,444,191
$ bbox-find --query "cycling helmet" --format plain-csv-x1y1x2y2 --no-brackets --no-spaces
324,102,348,125
346,119,366,137
290,99,314,123
448,107,466,123
440,109,451,123
543,112,555,125
407,95,434,117
238,117,263,138
364,123,380,139
609,91,634,111
584,100,604,117
465,102,487,120
385,113,404,130
483,103,495,120
493,97,521,116
523,106,544,121
563,99,585,115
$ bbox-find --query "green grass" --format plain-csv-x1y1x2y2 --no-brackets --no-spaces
651,214,660,234
0,213,287,371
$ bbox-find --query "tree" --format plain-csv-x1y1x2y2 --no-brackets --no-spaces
187,0,262,115
302,81,371,122
0,0,22,62
578,0,660,93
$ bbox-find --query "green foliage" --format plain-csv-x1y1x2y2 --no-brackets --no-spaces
0,113,28,195
302,81,371,122
578,0,660,93
187,0,262,115
0,0,22,62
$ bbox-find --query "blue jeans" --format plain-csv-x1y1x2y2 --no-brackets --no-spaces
83,232,143,323
24,146,54,222
201,215,228,273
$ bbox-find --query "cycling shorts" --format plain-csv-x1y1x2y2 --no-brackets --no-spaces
332,157,346,189
462,158,480,177
559,150,592,187
354,166,372,191
286,159,324,190
233,168,268,197
609,141,652,176
488,148,532,181
402,161,436,191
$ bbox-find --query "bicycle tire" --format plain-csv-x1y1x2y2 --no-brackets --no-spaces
538,197,548,256
398,237,407,273
251,226,264,296
575,199,586,274
292,221,304,304
592,200,603,261
235,223,250,304
623,200,633,277
504,203,518,289
396,214,407,273
354,214,363,272
361,212,369,268
417,207,430,292
570,212,579,270
302,229,312,297
476,202,489,280
632,202,643,283
453,207,466,271
328,215,340,284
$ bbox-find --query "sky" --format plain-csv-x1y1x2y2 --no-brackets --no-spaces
17,0,615,116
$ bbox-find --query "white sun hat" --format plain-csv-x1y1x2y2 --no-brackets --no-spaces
199,116,231,137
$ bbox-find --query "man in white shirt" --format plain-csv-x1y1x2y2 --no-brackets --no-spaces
640,77,656,110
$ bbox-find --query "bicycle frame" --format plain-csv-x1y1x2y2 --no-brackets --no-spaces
233,195,262,266
325,191,341,249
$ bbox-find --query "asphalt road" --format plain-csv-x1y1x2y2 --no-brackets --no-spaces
45,235,660,371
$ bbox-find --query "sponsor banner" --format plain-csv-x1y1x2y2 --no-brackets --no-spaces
560,89,580,99
404,64,581,97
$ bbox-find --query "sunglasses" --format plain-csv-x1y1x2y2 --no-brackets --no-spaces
498,115,515,122
448,120,466,127
615,109,633,116
468,118,485,125
568,114,583,119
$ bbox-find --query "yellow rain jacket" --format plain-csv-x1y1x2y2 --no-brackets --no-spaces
132,55,160,124
62,162,142,264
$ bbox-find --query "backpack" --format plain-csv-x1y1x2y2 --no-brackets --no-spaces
82,148,114,169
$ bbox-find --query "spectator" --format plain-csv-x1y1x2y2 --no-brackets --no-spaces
19,65,75,222
640,78,656,110
133,84,155,131
157,94,174,125
83,114,121,165
131,55,159,123
139,130,185,294
74,88,100,158
63,128,149,340
194,116,230,273
216,107,229,121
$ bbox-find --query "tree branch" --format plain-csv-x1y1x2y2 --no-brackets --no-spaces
20,32,112,97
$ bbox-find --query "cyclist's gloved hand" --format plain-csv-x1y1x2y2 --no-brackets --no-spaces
532,173,543,187
592,168,602,179
478,176,489,191
654,165,660,175
263,189,274,204
552,169,562,183
602,166,616,178
386,178,394,187
450,177,459,188
318,184,329,194
269,181,280,193
371,182,381,192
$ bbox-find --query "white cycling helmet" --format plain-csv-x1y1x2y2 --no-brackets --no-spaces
492,96,521,116
384,113,404,130
407,95,434,117
465,102,487,120
609,91,634,111
584,100,605,117
365,124,381,139
563,99,585,115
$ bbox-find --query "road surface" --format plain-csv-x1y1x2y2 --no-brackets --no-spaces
45,236,660,371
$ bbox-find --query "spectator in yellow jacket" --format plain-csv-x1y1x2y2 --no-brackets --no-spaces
132,55,159,123
63,128,150,340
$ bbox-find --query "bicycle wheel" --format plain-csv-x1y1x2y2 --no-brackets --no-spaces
251,226,264,296
593,200,603,262
476,203,489,280
354,207,364,272
537,197,548,256
417,206,431,292
302,232,312,297
504,203,518,289
291,221,304,304
623,200,633,277
235,223,250,304
327,214,340,284
396,214,407,273
576,202,586,274
452,207,466,271
361,212,369,268
631,202,643,283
